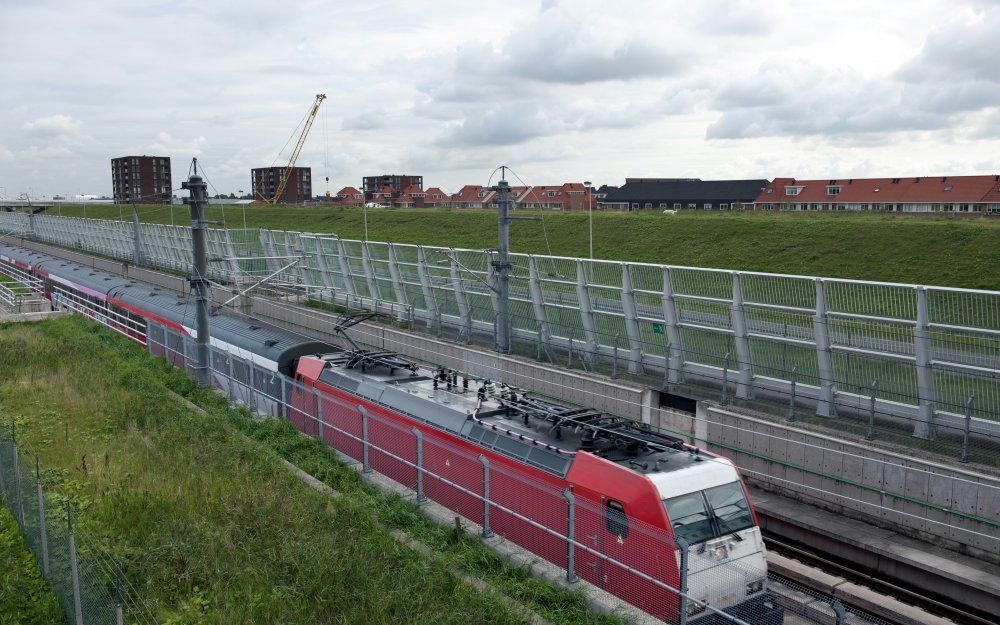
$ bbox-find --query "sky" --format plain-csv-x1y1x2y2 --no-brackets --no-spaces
1,0,999,198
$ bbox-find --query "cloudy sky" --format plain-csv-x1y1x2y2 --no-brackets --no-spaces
1,0,999,198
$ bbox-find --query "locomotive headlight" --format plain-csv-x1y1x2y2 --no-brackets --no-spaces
746,579,764,595
710,544,728,559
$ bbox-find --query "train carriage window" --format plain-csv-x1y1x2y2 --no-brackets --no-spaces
606,499,629,538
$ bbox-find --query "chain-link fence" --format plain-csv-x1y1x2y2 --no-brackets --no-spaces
0,424,158,625
0,213,995,468
144,319,928,624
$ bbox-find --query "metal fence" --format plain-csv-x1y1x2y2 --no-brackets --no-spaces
0,424,157,625
0,250,919,625
1,213,997,451
143,321,909,625
146,321,836,625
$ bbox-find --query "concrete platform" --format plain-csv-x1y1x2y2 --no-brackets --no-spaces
752,485,1000,617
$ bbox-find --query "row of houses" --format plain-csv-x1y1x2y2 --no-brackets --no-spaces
328,173,1000,215
331,179,592,211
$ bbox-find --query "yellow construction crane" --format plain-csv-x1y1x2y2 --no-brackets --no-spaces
261,93,326,204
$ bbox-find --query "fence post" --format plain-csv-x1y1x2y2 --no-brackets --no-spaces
575,260,599,367
478,455,493,538
730,272,754,399
865,379,880,441
115,570,124,625
359,406,372,473
787,365,799,422
813,279,837,417
831,598,847,625
280,377,288,419
416,246,439,330
721,352,731,406
961,394,975,463
226,355,235,401
567,327,575,368
913,287,936,440
661,267,685,383
562,488,578,583
492,312,499,352
611,333,620,379
677,536,690,625
67,504,84,625
314,387,324,440
412,428,427,503
619,264,644,375
36,457,49,575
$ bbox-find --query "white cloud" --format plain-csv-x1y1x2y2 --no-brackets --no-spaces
22,114,83,140
0,0,999,198
146,132,208,156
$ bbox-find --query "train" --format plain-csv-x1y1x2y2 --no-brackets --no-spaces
0,242,783,625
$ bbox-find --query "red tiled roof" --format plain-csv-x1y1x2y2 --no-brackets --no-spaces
519,186,565,204
424,187,450,203
401,184,424,195
452,185,493,204
336,186,361,197
755,175,1000,204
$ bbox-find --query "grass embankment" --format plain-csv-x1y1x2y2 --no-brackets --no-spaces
0,315,621,625
52,204,1000,289
0,507,64,624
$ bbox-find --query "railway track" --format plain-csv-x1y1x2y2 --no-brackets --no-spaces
764,534,992,625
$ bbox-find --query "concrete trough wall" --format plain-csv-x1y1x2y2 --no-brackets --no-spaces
697,405,1000,563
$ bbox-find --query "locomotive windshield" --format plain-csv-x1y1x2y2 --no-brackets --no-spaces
663,481,755,544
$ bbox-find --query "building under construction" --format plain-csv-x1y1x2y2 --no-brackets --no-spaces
251,167,312,204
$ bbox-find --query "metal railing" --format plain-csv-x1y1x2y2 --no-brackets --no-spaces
18,262,960,625
147,323,780,625
1,212,995,449
0,252,44,312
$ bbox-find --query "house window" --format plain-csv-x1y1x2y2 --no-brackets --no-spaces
631,203,639,210
606,500,628,538
547,190,557,197
704,203,712,209
673,203,681,209
720,203,729,209
688,203,696,208
785,187,802,196
827,186,841,196
659,203,667,208
644,202,652,209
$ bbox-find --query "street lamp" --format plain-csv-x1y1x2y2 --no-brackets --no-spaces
584,181,593,259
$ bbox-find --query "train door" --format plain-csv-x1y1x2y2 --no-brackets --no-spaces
601,498,632,597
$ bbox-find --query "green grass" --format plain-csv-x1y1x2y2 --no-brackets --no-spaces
50,204,1000,290
0,506,64,624
0,316,622,625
